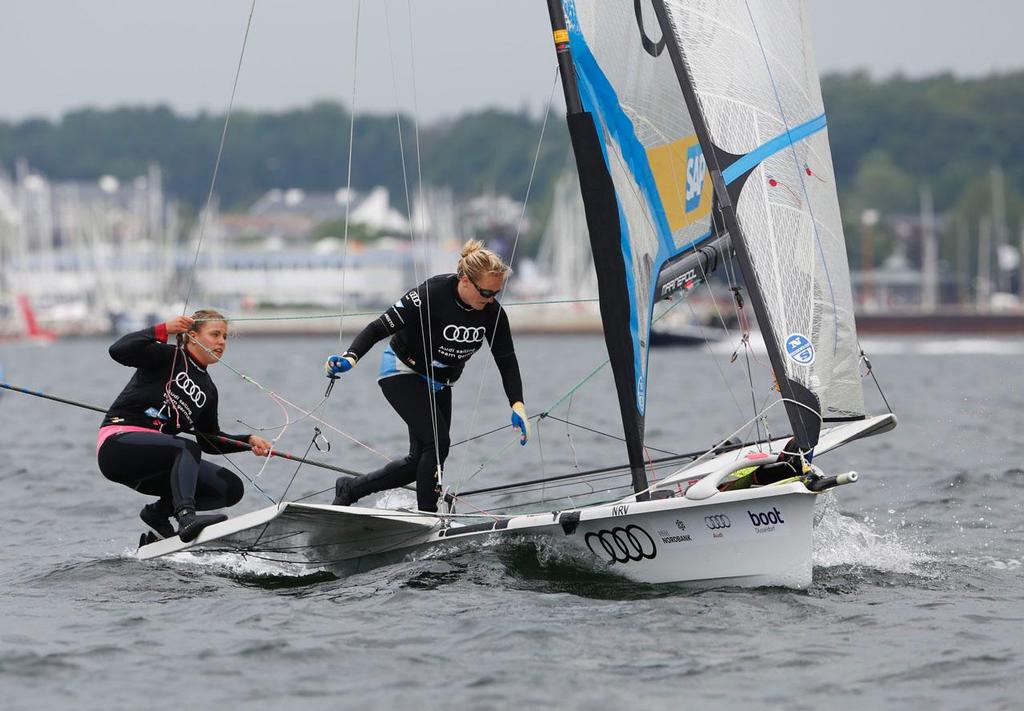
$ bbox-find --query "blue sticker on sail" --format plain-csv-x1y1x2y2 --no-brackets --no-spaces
785,334,815,366
685,144,705,213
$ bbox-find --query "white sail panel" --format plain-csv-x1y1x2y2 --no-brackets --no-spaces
564,0,714,414
661,0,865,419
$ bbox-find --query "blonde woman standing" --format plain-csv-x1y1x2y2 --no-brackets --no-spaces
325,240,529,512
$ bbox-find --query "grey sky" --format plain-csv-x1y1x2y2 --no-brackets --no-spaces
1,1,1019,123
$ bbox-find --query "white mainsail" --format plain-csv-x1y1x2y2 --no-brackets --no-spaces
659,0,865,422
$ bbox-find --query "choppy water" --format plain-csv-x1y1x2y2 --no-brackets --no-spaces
1,333,1022,709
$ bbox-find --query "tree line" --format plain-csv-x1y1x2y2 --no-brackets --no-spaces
2,70,1022,265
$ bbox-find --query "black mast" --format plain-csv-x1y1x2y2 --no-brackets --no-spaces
649,0,822,453
545,0,650,499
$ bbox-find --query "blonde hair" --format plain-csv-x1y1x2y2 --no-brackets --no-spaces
176,309,227,348
189,309,228,332
456,239,512,282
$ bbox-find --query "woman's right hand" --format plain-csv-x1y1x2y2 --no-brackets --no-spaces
164,315,195,335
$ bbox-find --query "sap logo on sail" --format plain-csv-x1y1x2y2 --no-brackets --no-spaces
685,145,706,213
748,507,785,533
785,333,815,366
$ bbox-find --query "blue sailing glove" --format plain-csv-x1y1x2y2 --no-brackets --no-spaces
325,353,357,378
511,401,530,446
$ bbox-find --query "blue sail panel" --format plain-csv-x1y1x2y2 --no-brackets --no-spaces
565,0,713,416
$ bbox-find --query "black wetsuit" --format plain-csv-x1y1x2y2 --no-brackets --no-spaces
341,274,523,511
97,324,248,514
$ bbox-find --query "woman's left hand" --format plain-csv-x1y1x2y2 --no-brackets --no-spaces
250,436,273,457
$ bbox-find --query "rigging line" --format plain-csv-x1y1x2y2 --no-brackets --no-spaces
449,412,542,448
742,325,763,441
405,0,445,487
686,299,748,420
468,473,634,506
565,392,581,471
383,0,441,475
291,486,333,503
200,443,277,505
187,332,330,440
449,431,522,495
335,0,363,348
436,290,691,469
465,470,632,501
245,390,291,481
162,1,256,436
535,287,683,417
453,66,560,483
540,415,679,456
441,488,506,522
860,348,893,414
454,446,709,498
186,336,391,461
742,0,839,352
192,298,603,323
277,428,320,503
181,0,256,314
441,297,698,487
633,396,819,500
474,487,634,516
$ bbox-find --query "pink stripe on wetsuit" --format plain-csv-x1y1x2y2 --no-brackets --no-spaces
96,321,170,454
96,425,161,455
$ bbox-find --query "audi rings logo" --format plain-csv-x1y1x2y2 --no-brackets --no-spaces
704,514,731,530
585,525,657,564
443,325,485,344
174,371,207,407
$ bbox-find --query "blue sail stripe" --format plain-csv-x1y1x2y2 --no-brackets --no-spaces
567,19,679,415
566,3,718,416
721,113,827,185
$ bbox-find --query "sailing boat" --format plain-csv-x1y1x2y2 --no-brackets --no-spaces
138,0,895,588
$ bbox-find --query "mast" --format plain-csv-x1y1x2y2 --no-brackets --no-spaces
545,0,650,499
650,0,822,454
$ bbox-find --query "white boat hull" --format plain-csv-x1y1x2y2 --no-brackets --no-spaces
136,417,896,586
136,482,817,587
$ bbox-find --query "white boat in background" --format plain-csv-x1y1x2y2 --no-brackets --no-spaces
139,0,895,588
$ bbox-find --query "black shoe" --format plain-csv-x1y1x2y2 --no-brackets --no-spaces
332,477,354,506
140,502,176,539
175,507,227,543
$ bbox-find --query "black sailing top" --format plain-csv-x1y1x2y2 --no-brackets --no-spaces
101,324,251,454
345,274,524,405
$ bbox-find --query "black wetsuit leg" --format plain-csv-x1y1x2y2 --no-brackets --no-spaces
347,375,451,512
98,431,244,512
